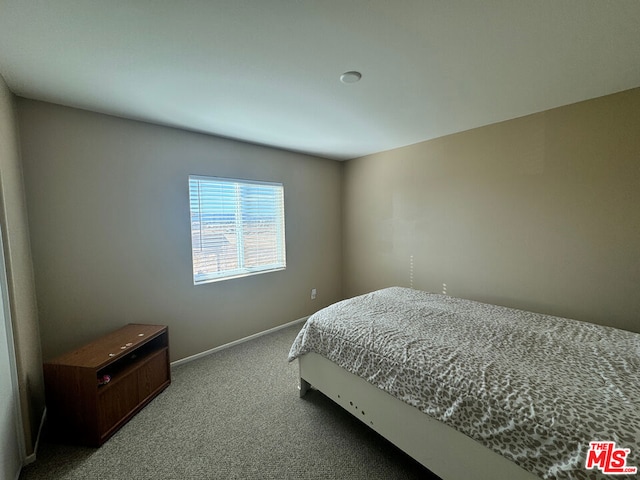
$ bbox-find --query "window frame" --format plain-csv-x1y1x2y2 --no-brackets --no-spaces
188,175,286,285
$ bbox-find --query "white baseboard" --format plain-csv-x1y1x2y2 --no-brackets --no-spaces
23,407,46,466
170,316,308,368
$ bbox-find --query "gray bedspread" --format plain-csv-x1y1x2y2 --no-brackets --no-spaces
288,287,640,480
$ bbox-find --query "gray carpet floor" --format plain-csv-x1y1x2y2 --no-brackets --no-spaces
20,323,439,479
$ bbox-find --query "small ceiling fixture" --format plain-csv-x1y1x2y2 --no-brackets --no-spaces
340,71,362,84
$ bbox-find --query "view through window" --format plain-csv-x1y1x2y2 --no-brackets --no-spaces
189,175,286,284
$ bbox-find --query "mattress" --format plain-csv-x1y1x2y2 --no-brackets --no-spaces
288,287,640,479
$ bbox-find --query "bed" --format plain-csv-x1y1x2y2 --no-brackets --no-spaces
288,287,640,480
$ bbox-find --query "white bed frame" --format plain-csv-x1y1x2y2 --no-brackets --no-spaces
298,353,540,480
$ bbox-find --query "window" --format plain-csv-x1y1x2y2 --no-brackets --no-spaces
189,175,286,284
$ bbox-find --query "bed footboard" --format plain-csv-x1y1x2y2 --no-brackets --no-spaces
298,353,539,480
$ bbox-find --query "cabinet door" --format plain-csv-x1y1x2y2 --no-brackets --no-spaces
137,348,170,403
97,374,139,437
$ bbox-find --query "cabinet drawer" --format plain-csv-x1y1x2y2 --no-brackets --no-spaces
98,373,139,435
137,348,170,402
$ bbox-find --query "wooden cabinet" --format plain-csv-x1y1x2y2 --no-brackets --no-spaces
43,324,171,446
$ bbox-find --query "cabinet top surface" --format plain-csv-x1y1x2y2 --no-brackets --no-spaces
45,324,168,369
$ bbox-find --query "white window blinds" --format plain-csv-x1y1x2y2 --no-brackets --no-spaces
189,175,286,284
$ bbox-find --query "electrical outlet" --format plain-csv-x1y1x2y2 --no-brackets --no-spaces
442,283,447,295
311,288,317,300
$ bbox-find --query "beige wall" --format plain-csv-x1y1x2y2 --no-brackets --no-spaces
18,100,343,361
0,76,44,455
343,87,640,333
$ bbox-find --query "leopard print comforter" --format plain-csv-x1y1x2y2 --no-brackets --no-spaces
288,287,640,480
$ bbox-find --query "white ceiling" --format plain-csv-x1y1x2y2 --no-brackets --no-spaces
1,1,639,160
